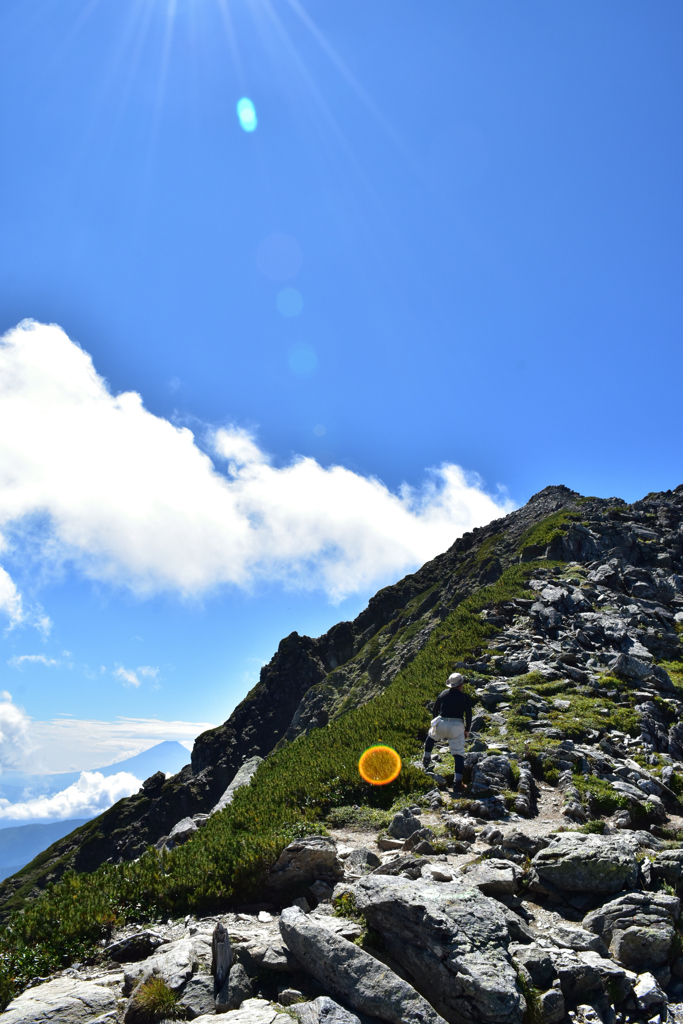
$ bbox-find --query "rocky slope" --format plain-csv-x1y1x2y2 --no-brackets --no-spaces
0,483,590,908
3,481,683,1024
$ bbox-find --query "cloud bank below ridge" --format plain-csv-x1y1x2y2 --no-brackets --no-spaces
0,320,513,611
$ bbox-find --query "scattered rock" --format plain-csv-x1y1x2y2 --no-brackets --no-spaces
344,848,381,875
459,858,523,895
583,891,680,971
105,929,166,963
352,875,526,1024
290,995,369,1023
212,756,265,815
179,972,215,1018
0,977,117,1024
216,963,254,1012
279,906,447,1024
530,832,638,894
387,810,423,841
634,971,667,1010
266,837,344,898
124,935,200,992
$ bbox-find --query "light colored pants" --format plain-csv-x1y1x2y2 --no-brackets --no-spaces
429,717,466,757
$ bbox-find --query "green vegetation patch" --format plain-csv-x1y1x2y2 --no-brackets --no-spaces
516,510,582,557
0,562,541,1010
325,806,391,832
572,775,629,816
129,976,184,1022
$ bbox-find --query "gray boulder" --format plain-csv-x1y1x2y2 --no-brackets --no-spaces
538,987,565,1024
216,962,254,1012
105,928,166,962
179,973,215,1018
370,854,426,880
352,875,526,1024
344,848,381,875
470,756,513,798
387,810,422,840
511,942,635,1005
279,905,447,1024
211,756,264,815
549,949,635,1003
168,816,199,844
649,848,683,893
0,977,117,1024
192,998,292,1024
547,923,608,956
266,837,344,897
582,891,680,971
124,935,199,992
290,996,378,1024
530,833,638,894
458,858,523,895
633,971,667,1010
443,817,476,842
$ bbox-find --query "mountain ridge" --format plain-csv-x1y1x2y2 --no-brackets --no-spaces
0,481,671,916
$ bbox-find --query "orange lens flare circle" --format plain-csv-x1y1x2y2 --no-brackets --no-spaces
358,745,402,786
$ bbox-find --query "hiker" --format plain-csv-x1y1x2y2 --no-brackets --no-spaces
423,672,472,792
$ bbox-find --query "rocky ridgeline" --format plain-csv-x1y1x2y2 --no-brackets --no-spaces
3,484,683,1024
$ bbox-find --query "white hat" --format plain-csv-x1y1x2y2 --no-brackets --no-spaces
447,672,464,688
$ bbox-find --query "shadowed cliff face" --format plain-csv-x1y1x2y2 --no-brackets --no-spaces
3,482,682,913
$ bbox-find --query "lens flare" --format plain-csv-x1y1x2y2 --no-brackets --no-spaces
277,288,304,317
358,745,402,786
237,97,257,132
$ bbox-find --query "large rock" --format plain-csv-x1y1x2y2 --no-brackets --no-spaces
582,891,680,971
470,756,514,798
344,848,381,875
352,875,526,1024
510,942,635,1005
192,997,292,1024
291,996,377,1024
530,833,638,894
649,848,683,893
105,929,166,963
0,977,117,1024
212,756,264,815
216,963,254,1012
124,935,200,992
266,838,344,898
178,973,215,1018
457,858,523,895
387,810,423,840
279,905,447,1024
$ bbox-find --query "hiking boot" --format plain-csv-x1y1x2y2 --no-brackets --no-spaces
452,780,464,795
422,756,432,771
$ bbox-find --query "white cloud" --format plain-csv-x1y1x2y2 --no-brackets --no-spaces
0,770,142,821
137,665,159,679
113,665,159,688
0,692,33,770
0,320,513,606
114,666,140,687
9,654,58,668
26,716,215,772
0,566,23,627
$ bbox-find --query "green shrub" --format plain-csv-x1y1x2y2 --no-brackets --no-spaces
130,976,184,1022
579,819,606,835
572,776,628,816
325,806,391,832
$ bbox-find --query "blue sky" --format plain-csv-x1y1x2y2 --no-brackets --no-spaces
0,0,681,777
